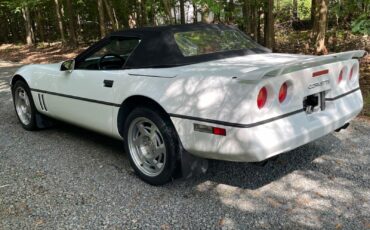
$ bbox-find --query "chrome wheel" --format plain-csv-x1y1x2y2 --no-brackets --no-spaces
128,117,167,177
14,86,32,125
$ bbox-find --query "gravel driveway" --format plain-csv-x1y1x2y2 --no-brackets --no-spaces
0,62,369,229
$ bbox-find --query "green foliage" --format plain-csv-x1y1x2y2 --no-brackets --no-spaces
193,0,223,13
275,0,312,21
351,13,370,35
298,0,311,20
0,0,369,44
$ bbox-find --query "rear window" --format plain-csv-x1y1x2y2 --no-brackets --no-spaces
174,29,258,57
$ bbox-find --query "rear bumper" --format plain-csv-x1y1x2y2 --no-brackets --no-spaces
171,89,363,162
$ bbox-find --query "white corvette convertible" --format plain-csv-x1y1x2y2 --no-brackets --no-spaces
11,24,366,185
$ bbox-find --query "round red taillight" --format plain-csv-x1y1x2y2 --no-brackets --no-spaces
257,87,268,109
279,82,288,103
338,69,344,83
349,66,354,80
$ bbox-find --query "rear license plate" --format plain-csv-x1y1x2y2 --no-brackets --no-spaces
303,92,326,114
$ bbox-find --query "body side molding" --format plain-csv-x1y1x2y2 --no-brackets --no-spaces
30,87,360,128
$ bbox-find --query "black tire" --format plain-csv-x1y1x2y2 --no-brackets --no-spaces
12,81,38,131
123,107,179,185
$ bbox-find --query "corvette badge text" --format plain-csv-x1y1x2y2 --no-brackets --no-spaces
308,80,330,90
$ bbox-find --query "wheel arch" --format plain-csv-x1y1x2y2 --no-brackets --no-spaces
117,95,173,138
11,74,28,89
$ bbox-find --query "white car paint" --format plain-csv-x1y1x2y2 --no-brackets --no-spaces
12,51,366,162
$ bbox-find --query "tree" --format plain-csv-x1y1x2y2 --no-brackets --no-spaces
21,5,34,45
311,0,315,23
162,0,173,24
140,0,148,26
264,0,274,49
293,0,298,20
246,0,259,40
65,0,77,46
104,0,119,30
242,0,250,33
120,0,130,28
225,0,235,23
200,3,210,23
180,0,185,24
312,0,329,54
97,0,106,37
35,8,45,43
192,2,198,23
54,0,65,43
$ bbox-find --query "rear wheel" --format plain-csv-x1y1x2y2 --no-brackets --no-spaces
12,81,37,130
123,107,179,185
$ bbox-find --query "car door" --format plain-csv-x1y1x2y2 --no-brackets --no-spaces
42,37,141,137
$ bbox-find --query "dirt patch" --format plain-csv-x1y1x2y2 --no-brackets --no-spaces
0,43,87,64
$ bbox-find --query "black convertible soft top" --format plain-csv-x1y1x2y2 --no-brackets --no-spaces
76,23,270,69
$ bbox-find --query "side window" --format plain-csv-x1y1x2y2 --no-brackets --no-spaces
77,37,140,70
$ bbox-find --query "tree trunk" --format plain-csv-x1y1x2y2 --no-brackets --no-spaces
293,0,298,20
227,0,235,23
264,0,274,49
149,1,156,25
54,0,65,43
122,0,129,28
97,0,106,37
257,10,262,43
162,0,173,24
250,1,258,40
65,0,77,46
311,0,316,24
173,3,177,24
9,13,21,42
76,14,83,41
36,10,45,43
243,0,251,34
2,10,11,42
103,0,118,30
22,6,34,45
201,4,210,23
180,0,185,24
141,0,148,26
193,3,198,23
0,14,9,43
112,8,120,29
312,0,329,54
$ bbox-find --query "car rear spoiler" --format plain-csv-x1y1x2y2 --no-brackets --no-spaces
237,50,368,83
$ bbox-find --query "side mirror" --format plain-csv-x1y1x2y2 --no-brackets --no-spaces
60,59,75,72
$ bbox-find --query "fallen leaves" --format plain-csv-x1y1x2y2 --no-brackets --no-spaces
335,223,343,229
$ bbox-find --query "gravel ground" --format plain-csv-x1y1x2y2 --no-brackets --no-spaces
0,62,369,229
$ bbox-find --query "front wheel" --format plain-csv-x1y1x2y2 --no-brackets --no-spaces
12,81,37,130
123,107,179,185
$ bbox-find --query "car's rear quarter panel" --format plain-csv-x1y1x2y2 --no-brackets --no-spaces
148,59,363,162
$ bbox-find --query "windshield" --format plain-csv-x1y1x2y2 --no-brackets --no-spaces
174,29,259,57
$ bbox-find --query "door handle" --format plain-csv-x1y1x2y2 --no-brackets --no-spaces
103,80,114,88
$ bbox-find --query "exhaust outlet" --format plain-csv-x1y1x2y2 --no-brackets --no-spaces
335,123,350,132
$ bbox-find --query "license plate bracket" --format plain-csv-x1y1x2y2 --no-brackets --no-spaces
303,92,326,114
